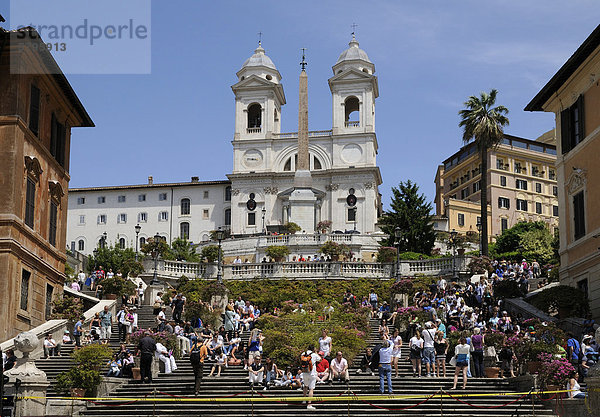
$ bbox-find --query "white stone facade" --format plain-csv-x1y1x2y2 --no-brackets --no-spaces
66,36,384,256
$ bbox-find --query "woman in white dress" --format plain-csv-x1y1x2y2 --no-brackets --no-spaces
391,328,403,377
318,329,332,359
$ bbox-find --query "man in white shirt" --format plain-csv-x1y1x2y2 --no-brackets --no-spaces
421,322,437,377
301,345,321,410
77,270,86,287
437,277,447,294
175,323,190,355
155,342,177,374
43,333,60,358
330,351,349,382
136,283,145,307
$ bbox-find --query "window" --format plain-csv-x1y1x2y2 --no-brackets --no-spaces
561,95,585,154
225,186,231,201
224,208,231,226
552,186,558,196
20,269,30,311
25,178,36,228
97,214,107,224
549,169,556,180
313,156,322,170
203,209,209,219
535,202,542,214
458,213,465,227
77,197,85,205
203,191,209,199
247,103,262,130
496,158,508,170
139,237,146,247
118,195,126,203
460,188,470,199
78,215,85,225
500,176,506,187
348,207,357,222
180,222,190,240
498,197,510,209
573,191,586,240
501,218,508,232
516,199,528,211
50,113,66,167
48,201,58,246
159,211,169,221
578,279,589,300
29,85,40,136
344,96,360,127
118,213,127,224
78,239,85,251
159,193,168,201
553,205,559,217
181,198,191,215
45,284,53,320
138,194,146,202
248,212,256,226
535,183,542,193
119,237,126,249
473,181,480,193
138,212,148,223
98,196,106,204
516,179,528,190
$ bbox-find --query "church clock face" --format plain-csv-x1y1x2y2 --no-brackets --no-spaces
242,149,263,168
341,143,363,164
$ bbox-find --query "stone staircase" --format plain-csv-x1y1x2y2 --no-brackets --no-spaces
75,316,556,417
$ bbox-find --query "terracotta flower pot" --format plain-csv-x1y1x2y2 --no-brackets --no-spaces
105,294,117,300
132,367,141,380
484,367,500,378
70,388,86,398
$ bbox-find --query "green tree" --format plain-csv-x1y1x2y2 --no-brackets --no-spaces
379,180,436,255
495,221,556,264
140,237,172,259
459,89,509,256
168,238,201,262
200,245,222,262
87,245,143,277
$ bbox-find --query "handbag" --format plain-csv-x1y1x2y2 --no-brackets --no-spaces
449,355,457,366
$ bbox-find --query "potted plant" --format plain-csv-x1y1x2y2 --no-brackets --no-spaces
319,240,350,261
265,245,290,262
537,353,575,392
101,276,136,300
284,222,302,234
316,220,332,234
483,331,505,378
50,296,84,330
55,344,112,397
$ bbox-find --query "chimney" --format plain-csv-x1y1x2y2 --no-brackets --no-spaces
191,176,199,183
148,176,153,184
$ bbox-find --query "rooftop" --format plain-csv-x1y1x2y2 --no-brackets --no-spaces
69,178,230,193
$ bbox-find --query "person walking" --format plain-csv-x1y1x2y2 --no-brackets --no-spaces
470,327,485,377
189,338,208,395
451,337,470,390
409,329,424,377
421,322,437,377
391,328,403,378
136,331,156,384
300,345,321,410
73,315,85,348
99,305,112,342
378,335,394,394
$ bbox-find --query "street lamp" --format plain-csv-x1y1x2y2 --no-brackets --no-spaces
135,224,142,261
476,219,482,257
352,207,358,232
101,231,107,248
93,248,98,270
215,227,225,284
261,207,266,235
150,233,161,285
394,227,402,278
450,229,458,281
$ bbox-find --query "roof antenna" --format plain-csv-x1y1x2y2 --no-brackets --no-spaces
257,31,263,46
300,47,307,70
351,23,358,38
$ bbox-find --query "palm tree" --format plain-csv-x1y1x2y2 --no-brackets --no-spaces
458,89,509,256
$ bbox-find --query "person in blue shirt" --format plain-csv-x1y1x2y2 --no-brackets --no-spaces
436,319,446,338
567,333,581,364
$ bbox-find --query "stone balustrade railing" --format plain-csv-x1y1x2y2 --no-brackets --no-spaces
148,256,473,280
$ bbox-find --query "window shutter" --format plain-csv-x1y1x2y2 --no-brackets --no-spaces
507,199,510,209
560,109,571,154
498,197,502,208
29,85,40,136
577,94,585,143
50,114,58,158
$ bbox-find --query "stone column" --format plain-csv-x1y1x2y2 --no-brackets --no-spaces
5,332,49,417
297,69,309,171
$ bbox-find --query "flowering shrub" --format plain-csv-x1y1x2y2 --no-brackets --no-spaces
51,295,84,322
537,353,575,387
376,247,397,263
484,330,506,349
390,279,413,295
130,329,181,359
316,220,332,233
468,256,493,274
319,241,351,259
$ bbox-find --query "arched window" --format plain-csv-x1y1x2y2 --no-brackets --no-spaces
344,96,360,127
283,153,323,171
225,186,231,202
247,103,262,130
313,155,322,170
78,239,85,251
283,158,292,171
201,234,209,242
119,237,126,249
180,222,190,240
224,208,231,226
181,198,191,215
139,237,146,247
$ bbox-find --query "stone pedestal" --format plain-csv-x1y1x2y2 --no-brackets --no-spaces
289,171,317,233
144,284,165,306
5,332,49,417
586,375,600,416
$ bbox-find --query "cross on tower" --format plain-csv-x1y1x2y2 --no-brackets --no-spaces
257,31,263,45
300,47,307,70
351,23,358,36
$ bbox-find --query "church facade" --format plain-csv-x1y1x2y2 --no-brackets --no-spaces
66,36,384,258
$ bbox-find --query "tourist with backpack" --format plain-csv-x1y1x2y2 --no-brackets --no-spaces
300,344,321,410
189,338,208,395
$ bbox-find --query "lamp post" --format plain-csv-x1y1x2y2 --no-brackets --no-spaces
261,207,266,235
476,219,482,257
150,233,161,285
93,248,98,270
135,224,141,261
215,227,225,284
394,227,402,278
102,231,107,248
450,229,458,281
352,207,357,232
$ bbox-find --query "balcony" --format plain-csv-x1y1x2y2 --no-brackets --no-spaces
532,169,544,178
246,127,262,134
344,121,360,128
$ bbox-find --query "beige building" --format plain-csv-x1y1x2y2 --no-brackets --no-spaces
0,28,93,340
526,24,600,317
434,134,559,240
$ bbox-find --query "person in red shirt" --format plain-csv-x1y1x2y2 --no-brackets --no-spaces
315,351,330,384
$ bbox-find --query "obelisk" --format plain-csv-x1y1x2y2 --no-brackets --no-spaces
289,49,316,232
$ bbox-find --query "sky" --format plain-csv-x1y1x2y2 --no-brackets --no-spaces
2,1,599,211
